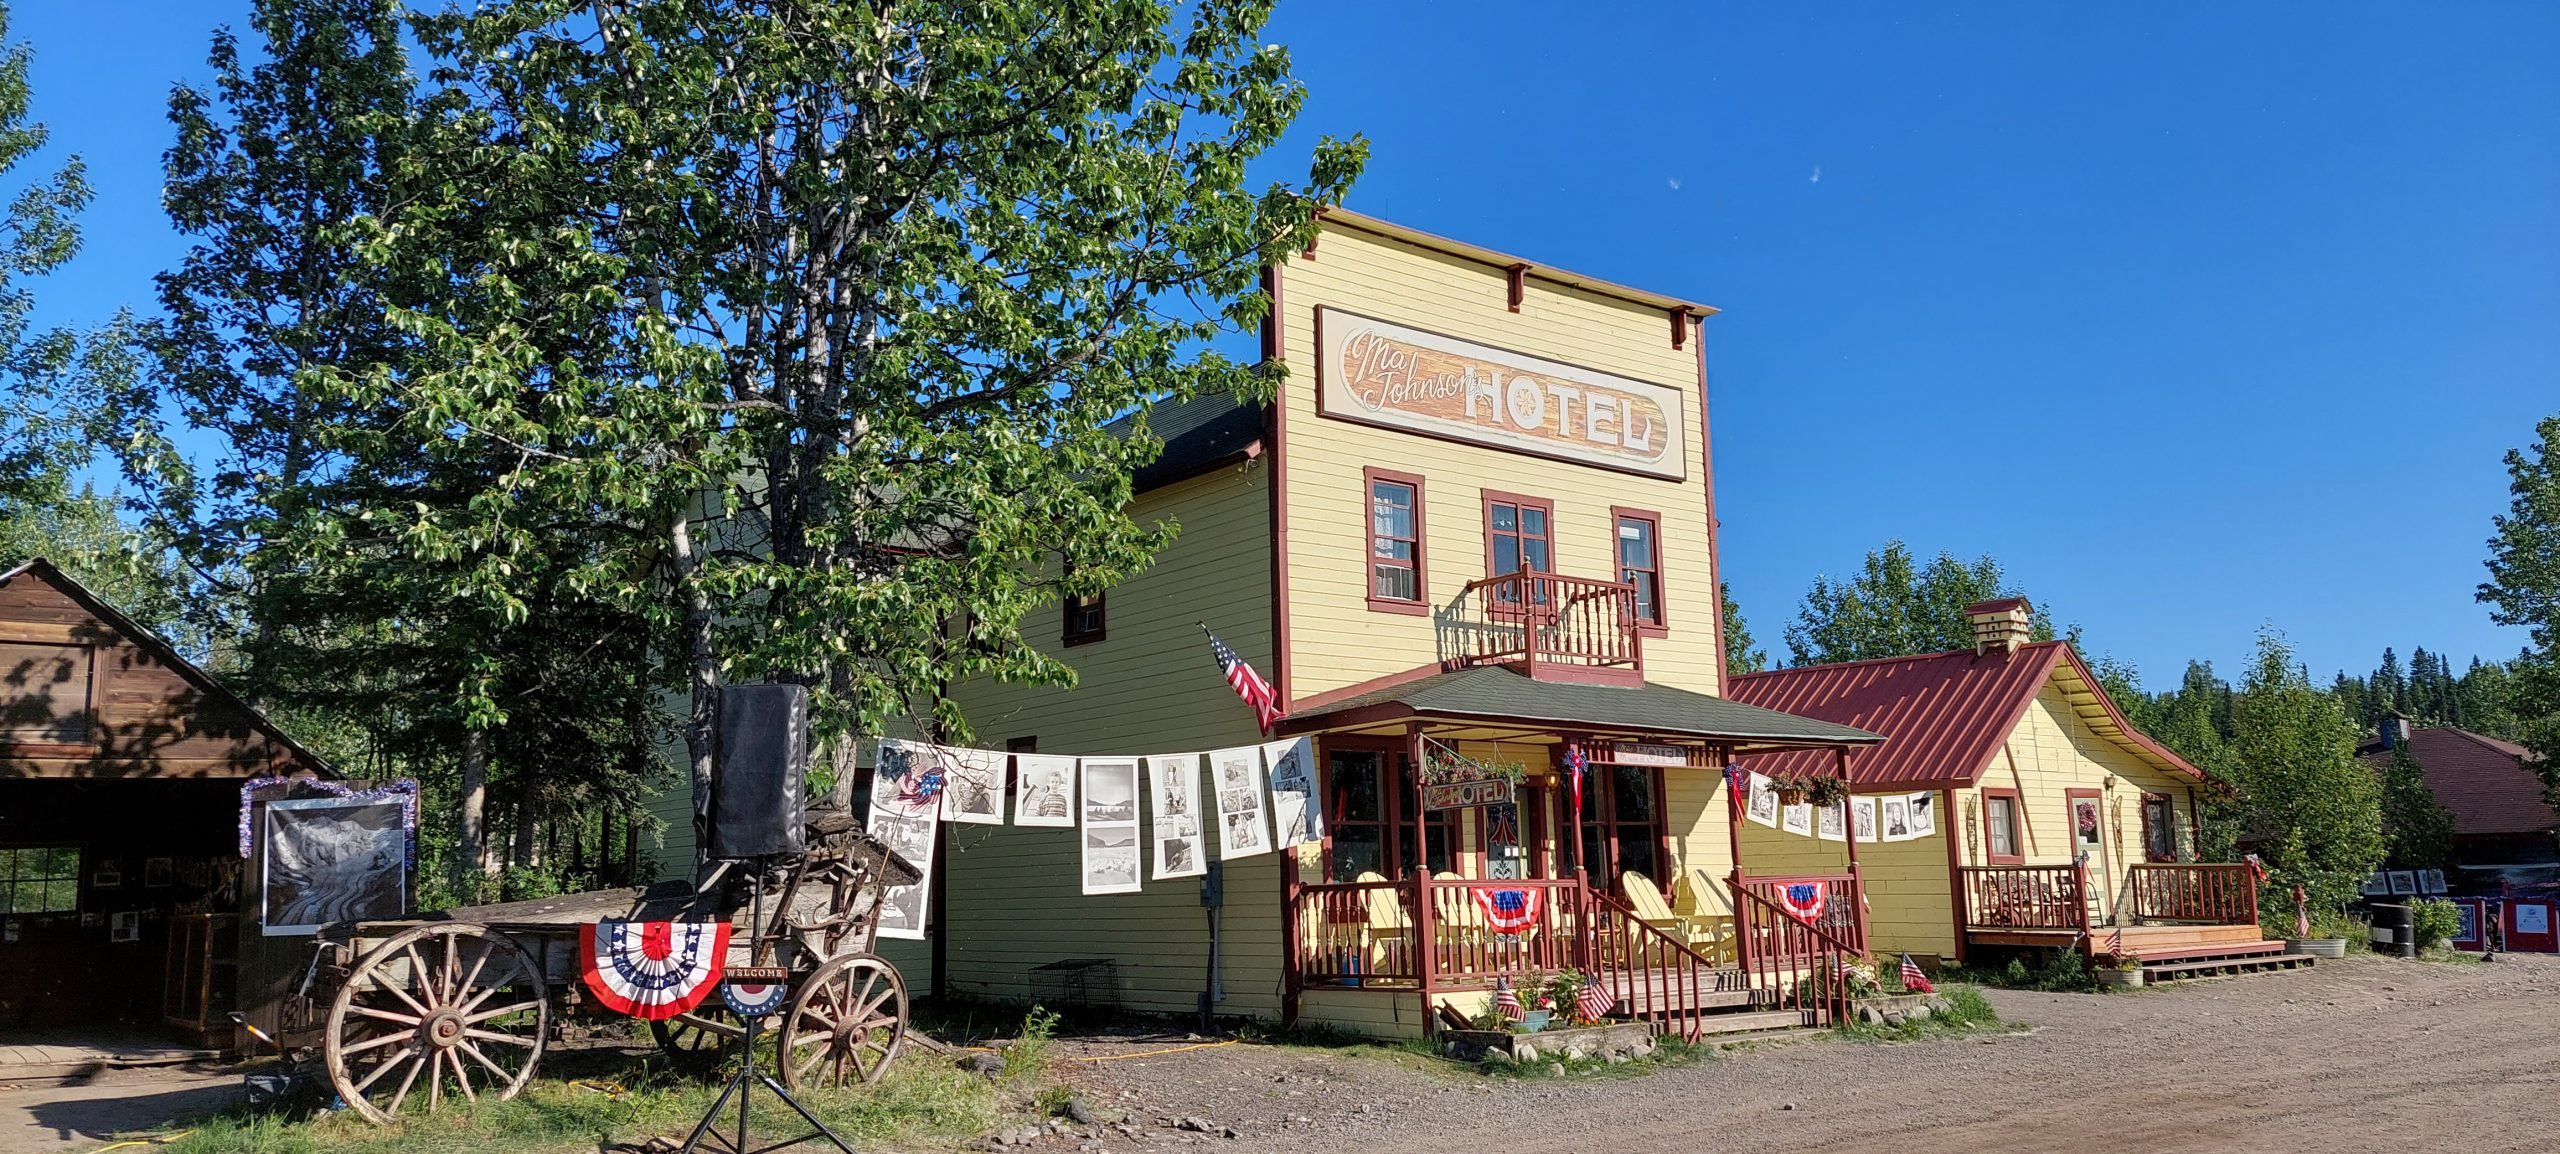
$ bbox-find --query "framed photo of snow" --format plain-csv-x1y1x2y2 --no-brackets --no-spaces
1145,754,1206,880
261,798,407,935
1745,773,1780,828
941,747,1006,825
1263,737,1323,849
1078,758,1142,896
1013,754,1078,828
1210,746,1272,860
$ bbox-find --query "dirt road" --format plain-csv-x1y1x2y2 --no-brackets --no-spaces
1065,953,2560,1154
0,1068,237,1154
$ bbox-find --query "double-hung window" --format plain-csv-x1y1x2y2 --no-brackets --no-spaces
1612,509,1665,631
1364,469,1426,612
1982,790,2024,865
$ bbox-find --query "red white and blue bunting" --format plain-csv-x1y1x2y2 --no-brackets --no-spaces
1473,886,1544,934
578,920,733,1020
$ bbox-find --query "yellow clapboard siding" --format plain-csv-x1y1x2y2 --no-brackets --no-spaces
1737,799,1958,960
1958,683,2204,918
1295,988,1430,1040
1276,221,1722,704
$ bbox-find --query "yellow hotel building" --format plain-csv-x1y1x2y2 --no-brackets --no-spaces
928,210,1894,1040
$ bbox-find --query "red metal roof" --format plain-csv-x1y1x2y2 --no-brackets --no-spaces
1725,641,2206,790
2360,728,2556,838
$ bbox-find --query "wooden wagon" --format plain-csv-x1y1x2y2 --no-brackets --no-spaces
308,816,921,1123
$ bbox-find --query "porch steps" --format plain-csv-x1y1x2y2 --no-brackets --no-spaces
1683,1009,1809,1037
2127,938,2290,964
2140,951,2315,982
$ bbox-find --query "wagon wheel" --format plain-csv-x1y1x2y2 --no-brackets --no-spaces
649,1007,744,1069
778,952,906,1090
323,923,548,1124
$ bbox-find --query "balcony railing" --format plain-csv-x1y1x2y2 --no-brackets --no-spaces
1451,570,1643,684
1959,864,2090,932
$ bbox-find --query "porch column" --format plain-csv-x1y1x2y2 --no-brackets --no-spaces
1836,745,1871,951
1720,744,1749,971
1406,723,1436,1011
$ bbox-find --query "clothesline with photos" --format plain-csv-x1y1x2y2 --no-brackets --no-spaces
860,735,1327,939
1734,769,1940,844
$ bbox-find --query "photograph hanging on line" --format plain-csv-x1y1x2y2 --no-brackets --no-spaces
1147,753,1206,879
1262,737,1324,849
1851,796,1878,843
1013,754,1078,828
1781,801,1814,837
1080,758,1143,895
1211,746,1272,859
871,738,944,822
261,798,408,935
940,746,1006,825
1745,773,1780,827
2386,870,2417,896
867,747,943,940
1879,797,1912,842
1817,803,1845,842
1905,792,1937,839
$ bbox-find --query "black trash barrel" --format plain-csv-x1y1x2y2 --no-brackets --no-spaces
2369,902,2415,957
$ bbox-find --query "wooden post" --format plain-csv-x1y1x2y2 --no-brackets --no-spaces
1722,745,1750,971
1406,723,1435,1023
1835,746,1869,952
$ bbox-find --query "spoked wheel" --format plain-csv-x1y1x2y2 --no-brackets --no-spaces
323,924,548,1124
649,1007,744,1070
778,953,906,1090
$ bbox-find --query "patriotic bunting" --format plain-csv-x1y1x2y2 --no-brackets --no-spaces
579,920,733,1020
1474,886,1544,934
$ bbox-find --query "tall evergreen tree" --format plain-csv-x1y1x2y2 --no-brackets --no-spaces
2378,743,2455,871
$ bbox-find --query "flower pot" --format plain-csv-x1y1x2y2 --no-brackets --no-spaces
1776,789,1806,807
1519,1009,1552,1033
2095,968,2145,989
2285,938,2348,959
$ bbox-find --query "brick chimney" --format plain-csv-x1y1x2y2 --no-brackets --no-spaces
1966,598,2033,656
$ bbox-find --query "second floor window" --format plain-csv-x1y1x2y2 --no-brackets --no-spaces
1366,470,1425,608
1485,495,1552,578
1613,510,1663,628
1063,590,1106,646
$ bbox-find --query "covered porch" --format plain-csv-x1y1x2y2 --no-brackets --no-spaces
1959,861,2291,971
1270,664,1886,1036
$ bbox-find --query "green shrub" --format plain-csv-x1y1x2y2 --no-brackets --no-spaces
2411,899,2460,952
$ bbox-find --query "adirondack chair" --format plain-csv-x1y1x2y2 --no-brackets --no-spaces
1620,871,1719,949
1672,872,1739,964
1355,870,1413,976
1433,871,1495,954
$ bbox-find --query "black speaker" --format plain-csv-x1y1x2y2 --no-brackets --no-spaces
711,683,808,859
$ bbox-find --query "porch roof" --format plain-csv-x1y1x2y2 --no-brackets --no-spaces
1274,665,1885,751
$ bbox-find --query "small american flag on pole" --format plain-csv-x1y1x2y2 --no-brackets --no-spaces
1575,977,1616,1023
1201,625,1281,733
1899,954,1935,994
2105,924,2124,956
1493,977,1525,1022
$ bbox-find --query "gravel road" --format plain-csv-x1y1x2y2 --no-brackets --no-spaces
1058,953,2560,1154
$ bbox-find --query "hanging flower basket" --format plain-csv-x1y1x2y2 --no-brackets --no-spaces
1804,777,1852,809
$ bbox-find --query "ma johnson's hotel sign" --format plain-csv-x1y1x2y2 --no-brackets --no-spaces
1316,307,1687,481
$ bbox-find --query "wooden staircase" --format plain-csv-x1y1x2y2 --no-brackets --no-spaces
2106,923,2314,981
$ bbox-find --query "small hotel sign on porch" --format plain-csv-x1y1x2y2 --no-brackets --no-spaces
1317,307,1688,480
1424,777,1515,812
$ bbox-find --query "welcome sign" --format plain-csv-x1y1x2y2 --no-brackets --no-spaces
1316,307,1687,480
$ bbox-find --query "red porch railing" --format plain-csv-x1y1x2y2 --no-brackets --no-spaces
1290,880,1418,987
1454,571,1643,681
1959,864,2091,932
1733,884,1860,1028
2126,863,2260,926
1417,877,1589,985
1582,892,1752,1042
1736,873,1867,955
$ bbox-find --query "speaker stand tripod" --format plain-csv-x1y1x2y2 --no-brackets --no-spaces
679,865,854,1154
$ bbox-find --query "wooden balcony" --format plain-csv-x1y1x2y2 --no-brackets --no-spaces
1451,570,1644,685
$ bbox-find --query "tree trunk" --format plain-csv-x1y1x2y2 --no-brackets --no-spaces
458,729,491,886
670,508,721,880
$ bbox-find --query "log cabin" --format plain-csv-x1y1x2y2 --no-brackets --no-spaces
0,558,332,1044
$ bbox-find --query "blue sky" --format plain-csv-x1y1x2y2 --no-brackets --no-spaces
12,1,2558,689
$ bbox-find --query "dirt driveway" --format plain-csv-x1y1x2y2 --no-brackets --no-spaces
1063,953,2560,1154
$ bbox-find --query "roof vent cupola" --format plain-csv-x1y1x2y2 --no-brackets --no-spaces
1965,598,2033,656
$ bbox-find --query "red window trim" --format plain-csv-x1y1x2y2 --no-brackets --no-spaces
1608,505,1669,638
1480,489,1558,577
1980,788,2025,865
1361,467,1428,616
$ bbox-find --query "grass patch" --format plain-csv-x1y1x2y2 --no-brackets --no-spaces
1835,986,2004,1043
146,1033,1033,1154
1943,950,2108,993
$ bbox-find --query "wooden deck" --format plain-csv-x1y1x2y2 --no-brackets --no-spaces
1968,922,2315,976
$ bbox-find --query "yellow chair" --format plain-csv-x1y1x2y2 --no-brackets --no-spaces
1354,870,1412,978
1672,872,1739,965
1620,871,1715,945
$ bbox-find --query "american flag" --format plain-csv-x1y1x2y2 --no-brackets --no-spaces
1493,978,1525,1022
1565,745,1589,816
1575,976,1615,1023
2243,853,2269,884
1202,626,1280,732
1899,954,1935,994
2105,924,2124,956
